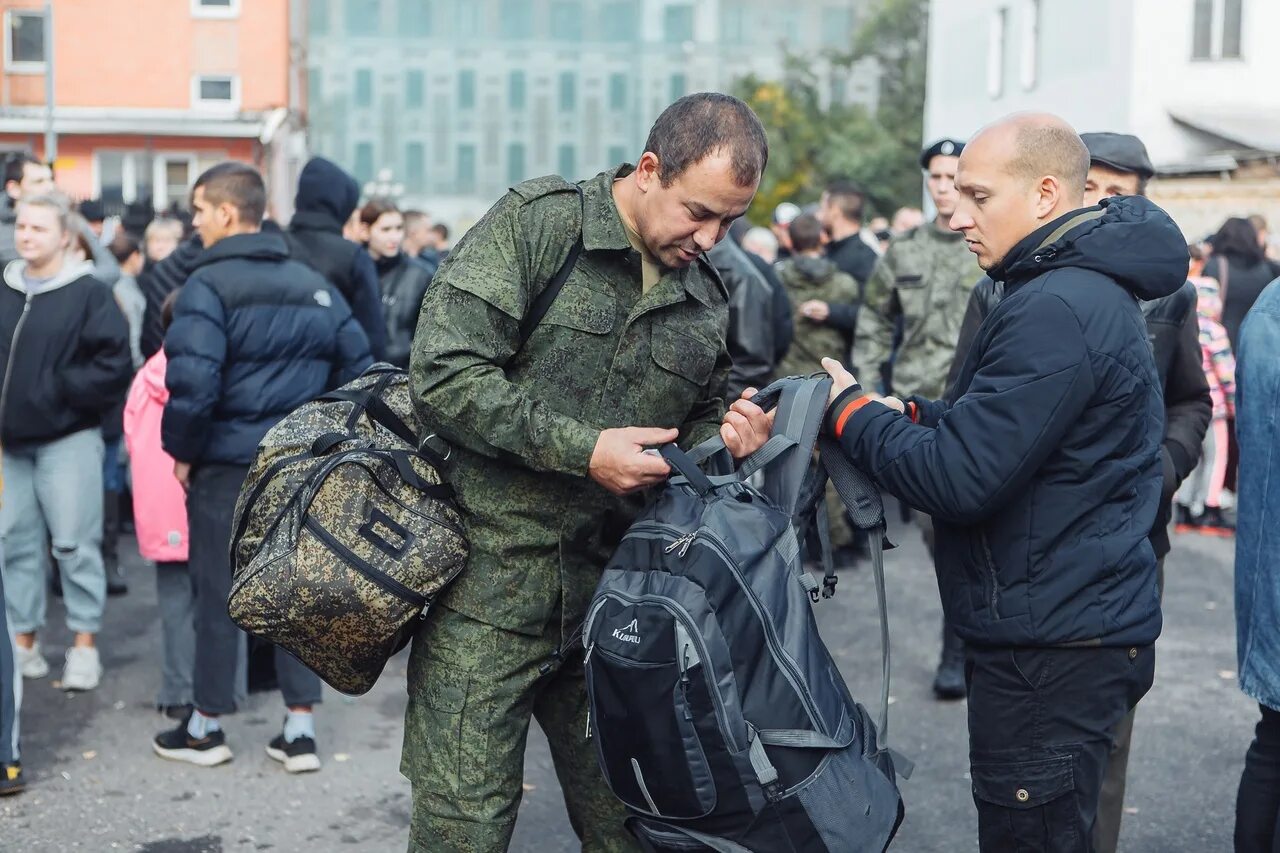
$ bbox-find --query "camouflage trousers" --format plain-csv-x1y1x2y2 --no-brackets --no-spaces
401,603,639,853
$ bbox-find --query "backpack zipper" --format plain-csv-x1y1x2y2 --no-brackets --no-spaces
303,515,429,609
0,294,35,428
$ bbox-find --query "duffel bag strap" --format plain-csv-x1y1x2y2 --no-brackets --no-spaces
319,384,420,449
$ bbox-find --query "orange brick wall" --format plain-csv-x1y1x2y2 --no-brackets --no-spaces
1,0,288,110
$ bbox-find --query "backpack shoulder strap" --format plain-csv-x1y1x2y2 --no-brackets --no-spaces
517,184,585,347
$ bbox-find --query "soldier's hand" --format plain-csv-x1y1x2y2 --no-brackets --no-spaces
589,427,678,496
722,388,775,460
800,300,830,322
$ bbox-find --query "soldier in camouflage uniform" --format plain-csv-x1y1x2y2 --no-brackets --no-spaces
852,138,983,701
404,94,774,853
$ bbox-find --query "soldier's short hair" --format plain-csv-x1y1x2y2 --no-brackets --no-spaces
643,93,768,189
824,179,865,225
789,213,825,253
193,162,266,226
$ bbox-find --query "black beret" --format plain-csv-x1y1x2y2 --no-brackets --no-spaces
1080,132,1155,180
920,138,965,170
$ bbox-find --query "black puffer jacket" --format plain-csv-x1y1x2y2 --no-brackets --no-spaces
948,274,1211,559
707,238,776,399
830,197,1188,648
139,235,204,359
374,252,433,368
0,260,132,445
285,157,387,360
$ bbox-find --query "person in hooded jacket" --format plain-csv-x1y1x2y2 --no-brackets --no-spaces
0,194,132,693
822,114,1187,851
285,157,386,361
356,199,433,368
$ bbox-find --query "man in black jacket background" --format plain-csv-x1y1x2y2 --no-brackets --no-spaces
822,113,1188,851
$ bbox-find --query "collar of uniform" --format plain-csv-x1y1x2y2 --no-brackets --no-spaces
581,164,634,253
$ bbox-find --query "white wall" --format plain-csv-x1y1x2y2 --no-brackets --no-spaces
925,0,1137,144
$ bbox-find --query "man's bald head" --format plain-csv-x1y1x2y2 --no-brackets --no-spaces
950,112,1090,270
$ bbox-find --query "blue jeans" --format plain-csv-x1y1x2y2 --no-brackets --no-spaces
0,428,106,635
0,545,19,764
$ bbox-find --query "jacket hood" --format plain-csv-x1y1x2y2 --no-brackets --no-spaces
291,157,359,231
138,350,169,403
191,231,290,271
991,195,1188,302
786,255,839,284
4,258,96,294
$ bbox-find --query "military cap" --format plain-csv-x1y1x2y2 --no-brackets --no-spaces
920,138,965,170
1081,132,1155,180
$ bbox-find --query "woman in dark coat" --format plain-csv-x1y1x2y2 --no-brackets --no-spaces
358,199,433,369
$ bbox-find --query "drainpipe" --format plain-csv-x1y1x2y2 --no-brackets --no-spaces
42,1,56,163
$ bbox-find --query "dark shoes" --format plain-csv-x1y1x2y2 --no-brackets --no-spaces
158,704,194,721
1175,504,1235,537
266,734,321,774
0,763,24,796
153,714,233,767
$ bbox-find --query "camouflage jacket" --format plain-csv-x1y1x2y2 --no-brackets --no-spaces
853,223,982,400
774,256,860,379
409,166,731,637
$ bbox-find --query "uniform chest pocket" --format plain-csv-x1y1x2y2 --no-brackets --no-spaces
651,326,717,387
540,285,616,334
895,273,925,289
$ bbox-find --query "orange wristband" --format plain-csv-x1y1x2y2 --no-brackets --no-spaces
834,395,873,438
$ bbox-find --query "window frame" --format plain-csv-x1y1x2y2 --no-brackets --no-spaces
5,9,46,75
191,74,241,111
1019,0,1040,91
987,7,1007,99
191,0,240,19
1192,0,1246,61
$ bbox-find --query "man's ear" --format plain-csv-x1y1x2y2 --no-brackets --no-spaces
1034,175,1061,220
4,181,19,203
634,152,661,193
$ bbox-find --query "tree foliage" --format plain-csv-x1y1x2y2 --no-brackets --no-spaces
733,0,929,224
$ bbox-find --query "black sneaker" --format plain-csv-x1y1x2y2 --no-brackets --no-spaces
159,703,194,721
0,763,24,796
153,714,233,767
266,734,321,774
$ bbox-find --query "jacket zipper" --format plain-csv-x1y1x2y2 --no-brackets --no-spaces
303,515,428,608
584,590,740,752
0,295,34,427
979,531,1000,617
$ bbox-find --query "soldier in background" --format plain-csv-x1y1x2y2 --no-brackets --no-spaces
853,138,983,700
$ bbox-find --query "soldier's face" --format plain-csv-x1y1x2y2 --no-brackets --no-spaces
1083,165,1141,206
926,155,960,220
634,151,756,269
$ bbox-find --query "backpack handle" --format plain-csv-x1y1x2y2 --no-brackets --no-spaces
658,443,715,496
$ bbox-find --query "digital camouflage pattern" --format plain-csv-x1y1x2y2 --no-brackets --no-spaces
405,165,732,849
775,255,860,379
229,367,468,695
853,224,983,400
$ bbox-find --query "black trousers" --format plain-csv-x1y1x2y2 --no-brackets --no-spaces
966,644,1155,852
188,463,321,715
1236,704,1280,852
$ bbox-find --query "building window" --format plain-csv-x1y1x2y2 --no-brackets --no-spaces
600,1,636,42
5,10,45,73
346,0,381,35
192,0,239,18
405,141,426,193
987,7,1007,99
608,73,627,111
550,1,583,41
354,68,374,107
663,4,694,44
458,70,476,109
500,0,532,39
558,144,576,178
1019,0,1040,90
310,0,331,34
400,0,431,36
669,73,687,103
559,72,576,112
509,71,527,110
720,0,746,44
406,70,425,108
458,144,477,193
507,143,527,185
353,142,375,184
192,75,239,110
607,145,629,166
1194,0,1244,60
455,0,481,37
821,6,853,50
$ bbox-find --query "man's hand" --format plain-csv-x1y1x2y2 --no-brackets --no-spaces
721,388,775,459
174,461,192,491
800,300,831,323
821,358,859,403
588,427,678,496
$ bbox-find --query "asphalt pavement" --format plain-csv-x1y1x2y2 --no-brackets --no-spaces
1,519,1252,852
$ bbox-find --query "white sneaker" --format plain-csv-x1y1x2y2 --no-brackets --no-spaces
16,643,49,679
61,646,103,691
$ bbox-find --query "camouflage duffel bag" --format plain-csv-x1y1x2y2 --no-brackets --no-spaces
229,363,469,695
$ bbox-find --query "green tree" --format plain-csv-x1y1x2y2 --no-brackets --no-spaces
733,0,929,223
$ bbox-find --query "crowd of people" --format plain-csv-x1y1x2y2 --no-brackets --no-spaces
0,88,1279,853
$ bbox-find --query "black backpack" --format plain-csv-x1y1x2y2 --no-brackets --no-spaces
584,375,907,852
